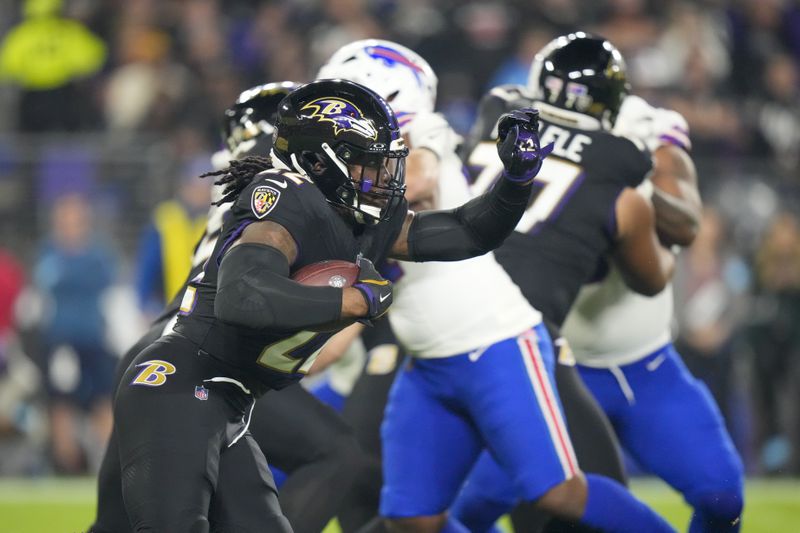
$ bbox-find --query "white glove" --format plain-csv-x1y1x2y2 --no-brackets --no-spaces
614,95,691,153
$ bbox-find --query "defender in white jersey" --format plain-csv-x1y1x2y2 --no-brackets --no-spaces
562,95,744,532
388,113,539,358
319,38,676,533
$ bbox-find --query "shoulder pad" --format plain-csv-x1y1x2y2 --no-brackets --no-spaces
487,84,535,105
614,95,691,153
234,169,314,221
255,168,312,188
404,112,461,159
595,132,654,189
652,108,691,152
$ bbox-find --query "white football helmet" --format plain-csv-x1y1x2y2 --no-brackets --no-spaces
317,39,438,126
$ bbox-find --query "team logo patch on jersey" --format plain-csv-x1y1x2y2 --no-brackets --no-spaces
131,360,176,387
251,185,280,219
301,97,378,139
194,385,209,400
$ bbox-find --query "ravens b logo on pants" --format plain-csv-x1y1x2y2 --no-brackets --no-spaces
131,360,176,387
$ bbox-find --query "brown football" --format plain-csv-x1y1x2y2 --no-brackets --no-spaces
291,260,359,288
291,260,360,332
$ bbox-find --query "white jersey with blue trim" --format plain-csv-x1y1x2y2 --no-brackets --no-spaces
388,114,542,359
562,267,673,368
562,96,689,367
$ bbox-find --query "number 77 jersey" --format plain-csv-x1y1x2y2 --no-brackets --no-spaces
464,85,653,328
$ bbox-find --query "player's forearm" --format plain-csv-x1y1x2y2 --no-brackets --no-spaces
651,188,701,247
215,243,344,330
404,178,533,261
649,145,701,247
616,245,674,297
308,322,365,374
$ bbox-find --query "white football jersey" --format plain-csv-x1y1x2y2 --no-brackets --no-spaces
562,268,673,367
389,117,542,358
564,97,690,367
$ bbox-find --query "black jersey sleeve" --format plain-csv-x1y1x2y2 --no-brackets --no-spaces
611,135,653,188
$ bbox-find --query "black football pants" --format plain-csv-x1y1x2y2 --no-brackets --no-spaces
112,333,291,532
92,325,364,533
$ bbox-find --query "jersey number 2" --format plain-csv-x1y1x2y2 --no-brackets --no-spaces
257,331,333,374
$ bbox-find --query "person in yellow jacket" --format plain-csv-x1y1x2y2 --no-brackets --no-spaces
135,157,210,317
0,0,106,131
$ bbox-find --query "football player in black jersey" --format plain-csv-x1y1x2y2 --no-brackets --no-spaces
90,82,385,533
112,79,549,532
450,33,679,533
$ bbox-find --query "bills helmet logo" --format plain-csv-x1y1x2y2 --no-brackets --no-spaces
194,385,209,401
366,45,425,86
251,185,280,219
301,97,378,139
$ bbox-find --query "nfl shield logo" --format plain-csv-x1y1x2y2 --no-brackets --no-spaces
194,385,209,401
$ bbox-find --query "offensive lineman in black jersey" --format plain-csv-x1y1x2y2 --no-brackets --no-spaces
450,33,677,532
91,82,377,533
112,79,550,532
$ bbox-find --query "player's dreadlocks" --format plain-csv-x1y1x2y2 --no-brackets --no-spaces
201,156,274,205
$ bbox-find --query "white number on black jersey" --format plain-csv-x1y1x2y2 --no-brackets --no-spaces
469,141,584,233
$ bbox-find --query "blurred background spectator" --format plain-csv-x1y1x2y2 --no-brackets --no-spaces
746,212,800,475
33,192,117,474
0,0,797,478
0,248,44,476
135,156,211,317
674,208,748,429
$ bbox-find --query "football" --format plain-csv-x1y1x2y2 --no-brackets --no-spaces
291,260,359,288
291,260,360,332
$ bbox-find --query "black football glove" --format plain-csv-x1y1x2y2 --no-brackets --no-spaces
353,256,393,322
496,108,554,184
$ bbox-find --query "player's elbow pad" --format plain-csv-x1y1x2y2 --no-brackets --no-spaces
408,178,532,261
215,243,342,331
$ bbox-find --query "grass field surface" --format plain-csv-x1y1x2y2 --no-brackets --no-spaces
1,477,798,533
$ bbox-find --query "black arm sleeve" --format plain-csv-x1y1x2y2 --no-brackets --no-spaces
406,177,533,261
215,243,343,330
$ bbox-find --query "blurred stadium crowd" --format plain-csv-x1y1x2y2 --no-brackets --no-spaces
0,0,798,481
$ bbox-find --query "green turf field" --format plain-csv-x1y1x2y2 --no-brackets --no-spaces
1,477,798,533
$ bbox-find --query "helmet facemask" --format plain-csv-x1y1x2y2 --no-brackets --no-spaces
273,79,410,226
295,139,407,225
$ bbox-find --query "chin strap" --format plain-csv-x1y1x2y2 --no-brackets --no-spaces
321,142,349,177
289,153,309,178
